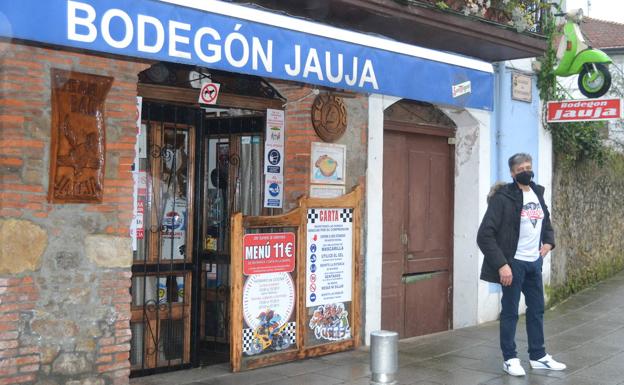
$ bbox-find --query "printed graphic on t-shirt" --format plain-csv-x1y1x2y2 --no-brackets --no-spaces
520,202,544,228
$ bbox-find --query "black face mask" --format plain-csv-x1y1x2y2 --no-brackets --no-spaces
514,170,533,185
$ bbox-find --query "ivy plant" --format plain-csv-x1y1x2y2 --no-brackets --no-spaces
536,7,608,166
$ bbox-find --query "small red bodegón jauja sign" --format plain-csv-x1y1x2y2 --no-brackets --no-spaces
546,98,622,123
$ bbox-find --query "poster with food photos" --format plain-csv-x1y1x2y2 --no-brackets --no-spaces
310,142,345,185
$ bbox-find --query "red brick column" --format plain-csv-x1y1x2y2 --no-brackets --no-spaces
0,277,39,385
0,42,148,385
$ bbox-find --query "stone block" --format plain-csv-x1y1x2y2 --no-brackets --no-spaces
55,251,80,270
79,378,105,385
32,319,79,339
85,235,132,268
76,337,97,353
40,345,61,364
52,352,93,376
34,380,59,385
0,218,47,274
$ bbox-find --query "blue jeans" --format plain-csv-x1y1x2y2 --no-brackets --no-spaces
500,258,546,361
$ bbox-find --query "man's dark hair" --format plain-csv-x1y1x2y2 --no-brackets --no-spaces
508,153,532,171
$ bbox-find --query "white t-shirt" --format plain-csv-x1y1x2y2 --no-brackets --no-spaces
514,188,544,262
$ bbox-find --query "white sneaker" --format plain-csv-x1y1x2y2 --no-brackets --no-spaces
530,354,567,370
503,358,526,376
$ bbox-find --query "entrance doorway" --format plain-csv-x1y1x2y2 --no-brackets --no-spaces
129,64,283,376
381,101,455,338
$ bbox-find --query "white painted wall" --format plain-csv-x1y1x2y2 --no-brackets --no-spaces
365,94,400,345
440,108,501,325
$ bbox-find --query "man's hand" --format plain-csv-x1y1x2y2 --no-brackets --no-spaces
540,243,553,257
499,264,513,286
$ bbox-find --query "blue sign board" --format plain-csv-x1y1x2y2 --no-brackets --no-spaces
0,0,493,110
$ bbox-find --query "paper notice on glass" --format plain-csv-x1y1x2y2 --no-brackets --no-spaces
264,109,285,175
264,173,284,208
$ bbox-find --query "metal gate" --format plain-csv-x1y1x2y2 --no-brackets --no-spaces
130,102,265,376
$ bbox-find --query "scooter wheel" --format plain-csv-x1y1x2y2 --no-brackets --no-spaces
578,63,611,98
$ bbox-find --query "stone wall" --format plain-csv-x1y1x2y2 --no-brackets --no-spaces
549,154,624,302
0,42,148,385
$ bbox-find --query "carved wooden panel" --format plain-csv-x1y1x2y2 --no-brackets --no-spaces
49,69,113,203
311,94,347,142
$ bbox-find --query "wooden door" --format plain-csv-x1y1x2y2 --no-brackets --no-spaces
382,124,454,338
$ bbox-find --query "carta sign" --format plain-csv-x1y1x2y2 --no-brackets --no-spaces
0,0,493,110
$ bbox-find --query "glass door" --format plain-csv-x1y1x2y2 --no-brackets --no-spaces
198,128,264,365
130,107,266,373
130,105,197,375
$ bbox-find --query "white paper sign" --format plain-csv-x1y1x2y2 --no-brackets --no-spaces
131,96,143,251
452,80,471,98
306,208,353,307
242,272,295,330
264,109,285,175
138,124,147,159
309,185,345,199
264,173,283,208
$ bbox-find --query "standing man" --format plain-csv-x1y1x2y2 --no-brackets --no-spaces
477,153,566,376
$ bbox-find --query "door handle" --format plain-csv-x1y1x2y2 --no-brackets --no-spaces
406,253,414,260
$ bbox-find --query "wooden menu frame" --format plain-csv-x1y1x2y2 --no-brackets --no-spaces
230,185,362,372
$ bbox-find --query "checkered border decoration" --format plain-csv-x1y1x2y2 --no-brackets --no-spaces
340,208,353,223
242,322,297,354
307,209,319,224
307,208,353,223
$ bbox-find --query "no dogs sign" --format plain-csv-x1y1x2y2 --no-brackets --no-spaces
198,82,221,105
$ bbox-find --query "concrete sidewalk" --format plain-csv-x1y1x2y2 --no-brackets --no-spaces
131,270,624,385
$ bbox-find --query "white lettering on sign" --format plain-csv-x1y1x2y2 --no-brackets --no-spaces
194,27,221,63
284,46,378,89
245,243,271,260
224,24,249,68
138,14,164,53
552,107,617,120
252,36,272,71
244,241,294,260
101,8,133,49
547,98,622,123
169,20,191,59
66,0,379,90
67,0,97,43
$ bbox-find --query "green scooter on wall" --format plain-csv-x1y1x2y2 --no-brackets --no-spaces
554,7,612,98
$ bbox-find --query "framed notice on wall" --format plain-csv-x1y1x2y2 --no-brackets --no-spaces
310,142,346,185
511,72,532,103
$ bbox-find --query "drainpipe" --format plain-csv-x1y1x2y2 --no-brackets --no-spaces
493,62,505,182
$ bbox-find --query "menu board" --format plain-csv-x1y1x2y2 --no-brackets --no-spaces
305,208,353,307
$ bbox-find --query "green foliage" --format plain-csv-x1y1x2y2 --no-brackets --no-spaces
550,121,607,166
545,254,624,307
435,1,450,10
536,8,608,165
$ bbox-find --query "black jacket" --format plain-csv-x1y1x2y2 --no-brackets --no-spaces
477,181,555,283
